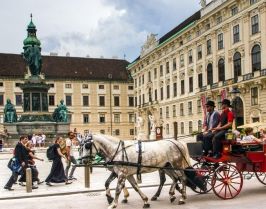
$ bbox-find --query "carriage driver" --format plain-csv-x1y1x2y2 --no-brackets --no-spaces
211,99,234,159
196,100,220,156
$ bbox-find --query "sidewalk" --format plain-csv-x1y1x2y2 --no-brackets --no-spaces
0,150,172,200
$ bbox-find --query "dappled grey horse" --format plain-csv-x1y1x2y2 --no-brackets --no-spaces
79,134,191,209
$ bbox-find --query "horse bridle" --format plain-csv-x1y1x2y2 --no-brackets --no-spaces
80,135,100,160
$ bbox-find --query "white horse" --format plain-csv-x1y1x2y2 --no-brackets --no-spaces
79,134,191,209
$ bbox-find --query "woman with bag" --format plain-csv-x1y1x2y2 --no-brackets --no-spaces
45,136,72,186
18,141,44,187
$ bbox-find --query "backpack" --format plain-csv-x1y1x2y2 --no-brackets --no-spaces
46,144,56,160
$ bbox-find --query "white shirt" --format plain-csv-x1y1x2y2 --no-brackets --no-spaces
242,135,256,142
66,138,73,156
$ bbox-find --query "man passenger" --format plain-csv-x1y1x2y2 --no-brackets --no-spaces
197,100,220,156
211,99,234,159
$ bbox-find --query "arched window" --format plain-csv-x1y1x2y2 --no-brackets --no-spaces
233,52,241,82
218,58,225,82
252,44,261,72
207,63,213,85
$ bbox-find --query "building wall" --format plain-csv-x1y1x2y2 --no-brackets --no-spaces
0,78,135,140
129,0,266,139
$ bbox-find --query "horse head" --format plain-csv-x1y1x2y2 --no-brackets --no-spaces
79,134,98,164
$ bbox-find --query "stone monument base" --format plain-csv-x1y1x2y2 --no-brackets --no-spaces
4,122,70,146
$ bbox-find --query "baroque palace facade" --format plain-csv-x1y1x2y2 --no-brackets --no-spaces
128,0,266,139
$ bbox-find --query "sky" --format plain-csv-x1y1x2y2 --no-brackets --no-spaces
0,0,201,62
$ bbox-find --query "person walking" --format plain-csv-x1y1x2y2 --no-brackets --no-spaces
45,136,72,186
211,99,234,159
196,100,220,156
18,140,44,187
4,136,29,191
65,131,78,180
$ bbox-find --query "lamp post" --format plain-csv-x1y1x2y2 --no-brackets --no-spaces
230,87,241,129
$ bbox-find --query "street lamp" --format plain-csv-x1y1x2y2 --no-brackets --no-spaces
230,87,241,129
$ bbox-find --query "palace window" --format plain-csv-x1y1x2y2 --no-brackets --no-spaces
173,83,177,97
130,129,134,136
113,85,119,90
180,103,184,116
251,15,259,35
180,54,184,67
181,80,185,95
173,105,176,117
231,6,238,16
15,94,22,106
250,0,258,5
189,77,193,93
251,87,258,106
114,114,120,123
83,95,89,106
218,33,224,50
166,124,170,135
99,84,105,89
197,45,202,60
166,106,169,118
233,52,242,81
49,95,55,106
198,73,203,88
207,63,213,85
148,71,151,82
252,44,261,71
65,83,72,89
166,62,170,74
160,65,163,76
83,114,89,124
114,129,120,136
206,39,212,55
154,68,157,79
181,122,184,134
160,108,163,119
114,96,120,106
129,96,134,107
218,58,225,82
166,85,170,99
160,87,164,100
197,99,202,113
173,58,177,71
198,120,202,132
188,101,192,115
99,96,105,106
82,84,88,89
188,49,193,64
189,121,193,134
129,113,134,123
99,114,105,123
65,95,72,106
233,25,240,43
128,85,134,90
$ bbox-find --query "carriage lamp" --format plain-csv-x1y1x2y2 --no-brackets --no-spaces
230,87,241,129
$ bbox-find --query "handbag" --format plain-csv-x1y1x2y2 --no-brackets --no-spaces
7,157,23,174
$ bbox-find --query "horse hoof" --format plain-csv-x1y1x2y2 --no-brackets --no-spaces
121,199,128,204
106,195,114,205
170,196,176,203
143,203,150,208
178,200,185,205
151,196,157,201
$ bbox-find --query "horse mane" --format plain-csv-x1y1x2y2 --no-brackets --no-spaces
94,134,121,142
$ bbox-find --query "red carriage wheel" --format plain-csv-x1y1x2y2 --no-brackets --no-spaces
255,172,266,185
211,164,243,199
191,162,214,194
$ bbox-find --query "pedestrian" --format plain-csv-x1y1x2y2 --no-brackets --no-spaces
4,136,29,191
41,133,46,147
45,136,72,186
211,99,234,159
18,141,44,187
65,131,78,180
196,100,220,156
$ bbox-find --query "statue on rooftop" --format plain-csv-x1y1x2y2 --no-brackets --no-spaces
23,45,42,76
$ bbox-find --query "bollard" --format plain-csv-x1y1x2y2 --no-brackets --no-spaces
84,165,91,188
26,168,32,193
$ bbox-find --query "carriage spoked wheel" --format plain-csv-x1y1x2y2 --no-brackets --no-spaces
211,163,243,199
192,162,214,194
255,172,266,185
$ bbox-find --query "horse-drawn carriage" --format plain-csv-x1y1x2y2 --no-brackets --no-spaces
187,139,266,199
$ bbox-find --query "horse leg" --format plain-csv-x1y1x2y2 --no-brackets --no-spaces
164,169,178,203
176,170,187,204
151,169,166,201
127,175,150,208
105,171,117,204
121,187,129,203
108,173,126,209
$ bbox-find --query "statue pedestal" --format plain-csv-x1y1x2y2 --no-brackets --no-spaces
149,131,156,140
137,132,146,140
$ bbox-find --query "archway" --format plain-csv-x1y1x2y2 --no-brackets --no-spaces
232,96,244,128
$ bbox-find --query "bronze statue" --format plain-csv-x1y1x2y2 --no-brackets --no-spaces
23,45,42,76
4,99,17,123
52,100,68,122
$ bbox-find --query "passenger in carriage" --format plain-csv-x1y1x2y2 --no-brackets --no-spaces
211,99,234,159
241,127,262,143
196,100,220,156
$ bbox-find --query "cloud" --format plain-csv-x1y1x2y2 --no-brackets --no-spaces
0,0,200,62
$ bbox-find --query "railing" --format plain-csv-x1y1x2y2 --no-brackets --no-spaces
211,82,218,89
223,78,234,86
261,69,266,76
243,73,254,81
200,86,207,92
